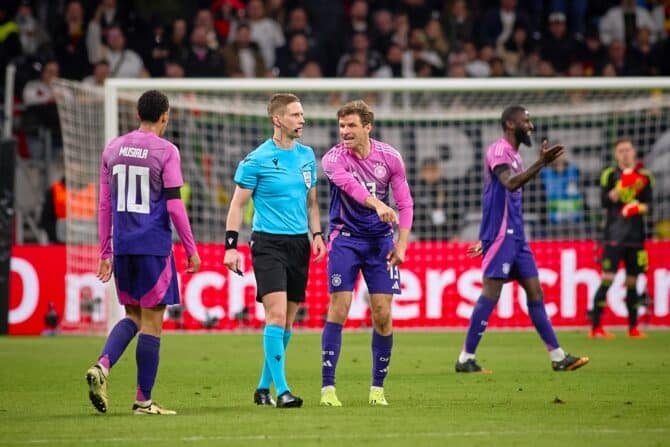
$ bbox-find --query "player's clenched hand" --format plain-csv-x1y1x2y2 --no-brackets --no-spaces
186,253,201,273
376,203,398,224
467,241,483,258
224,249,242,275
312,236,326,262
96,258,113,283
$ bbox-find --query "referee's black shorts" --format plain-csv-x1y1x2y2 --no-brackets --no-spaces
250,231,311,303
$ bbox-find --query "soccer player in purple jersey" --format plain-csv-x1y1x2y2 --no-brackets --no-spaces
455,105,589,374
319,100,414,406
85,90,201,415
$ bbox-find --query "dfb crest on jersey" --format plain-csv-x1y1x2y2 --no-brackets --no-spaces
302,170,312,188
331,273,342,287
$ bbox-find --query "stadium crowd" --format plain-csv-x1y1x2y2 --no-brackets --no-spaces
2,0,668,243
2,0,670,91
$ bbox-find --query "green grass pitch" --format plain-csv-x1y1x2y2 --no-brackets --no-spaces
1,330,669,447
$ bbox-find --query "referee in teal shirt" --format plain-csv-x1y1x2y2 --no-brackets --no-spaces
224,93,326,408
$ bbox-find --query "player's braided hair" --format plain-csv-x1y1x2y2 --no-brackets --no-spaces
337,100,375,126
137,90,169,123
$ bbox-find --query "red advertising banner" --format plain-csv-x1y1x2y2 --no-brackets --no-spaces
9,241,670,335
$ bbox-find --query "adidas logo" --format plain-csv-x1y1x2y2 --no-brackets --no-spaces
322,360,333,367
392,281,399,289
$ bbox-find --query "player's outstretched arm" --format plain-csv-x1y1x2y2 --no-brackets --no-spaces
500,140,564,191
223,186,253,275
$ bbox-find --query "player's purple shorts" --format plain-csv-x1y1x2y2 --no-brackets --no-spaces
328,234,401,294
113,253,179,308
481,236,538,281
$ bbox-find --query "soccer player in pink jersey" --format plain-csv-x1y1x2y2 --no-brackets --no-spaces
455,105,588,373
320,100,414,406
86,90,201,415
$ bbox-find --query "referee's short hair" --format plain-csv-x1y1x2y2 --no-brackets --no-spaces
267,93,301,120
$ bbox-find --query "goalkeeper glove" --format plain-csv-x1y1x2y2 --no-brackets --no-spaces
621,201,641,218
619,169,648,193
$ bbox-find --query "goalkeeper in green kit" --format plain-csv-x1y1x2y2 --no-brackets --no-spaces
589,138,654,339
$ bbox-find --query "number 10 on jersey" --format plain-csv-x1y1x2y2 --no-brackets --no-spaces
112,164,150,214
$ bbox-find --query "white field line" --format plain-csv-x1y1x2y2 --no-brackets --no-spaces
13,427,669,444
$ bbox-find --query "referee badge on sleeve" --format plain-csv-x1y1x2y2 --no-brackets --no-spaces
302,170,312,189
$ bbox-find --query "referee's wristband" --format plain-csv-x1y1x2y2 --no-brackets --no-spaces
312,231,324,240
225,230,239,250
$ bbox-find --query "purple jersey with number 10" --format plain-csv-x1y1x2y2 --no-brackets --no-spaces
100,129,184,256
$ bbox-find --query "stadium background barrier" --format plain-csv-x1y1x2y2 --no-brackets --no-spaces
34,78,670,334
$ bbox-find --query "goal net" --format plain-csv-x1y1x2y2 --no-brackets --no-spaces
53,78,670,333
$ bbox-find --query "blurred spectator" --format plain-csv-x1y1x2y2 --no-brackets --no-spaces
164,59,185,78
604,39,638,76
548,0,588,38
447,61,467,77
285,6,319,52
40,176,66,243
539,149,587,237
336,31,384,77
648,0,669,39
184,25,224,77
370,8,395,56
15,0,50,57
265,0,287,27
392,12,411,49
210,0,245,42
599,0,658,46
628,26,656,75
539,11,580,74
424,18,449,62
53,0,90,80
22,60,61,157
168,18,189,63
83,60,110,86
500,23,535,75
441,0,474,47
413,158,458,240
221,22,267,77
299,60,322,78
536,58,556,76
229,0,284,69
345,0,370,35
274,32,313,77
402,27,443,77
489,56,508,77
480,0,530,49
378,42,404,78
578,27,607,76
101,25,145,77
193,8,220,51
464,42,491,78
140,18,170,77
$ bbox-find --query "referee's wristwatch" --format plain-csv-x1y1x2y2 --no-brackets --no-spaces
312,231,324,240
